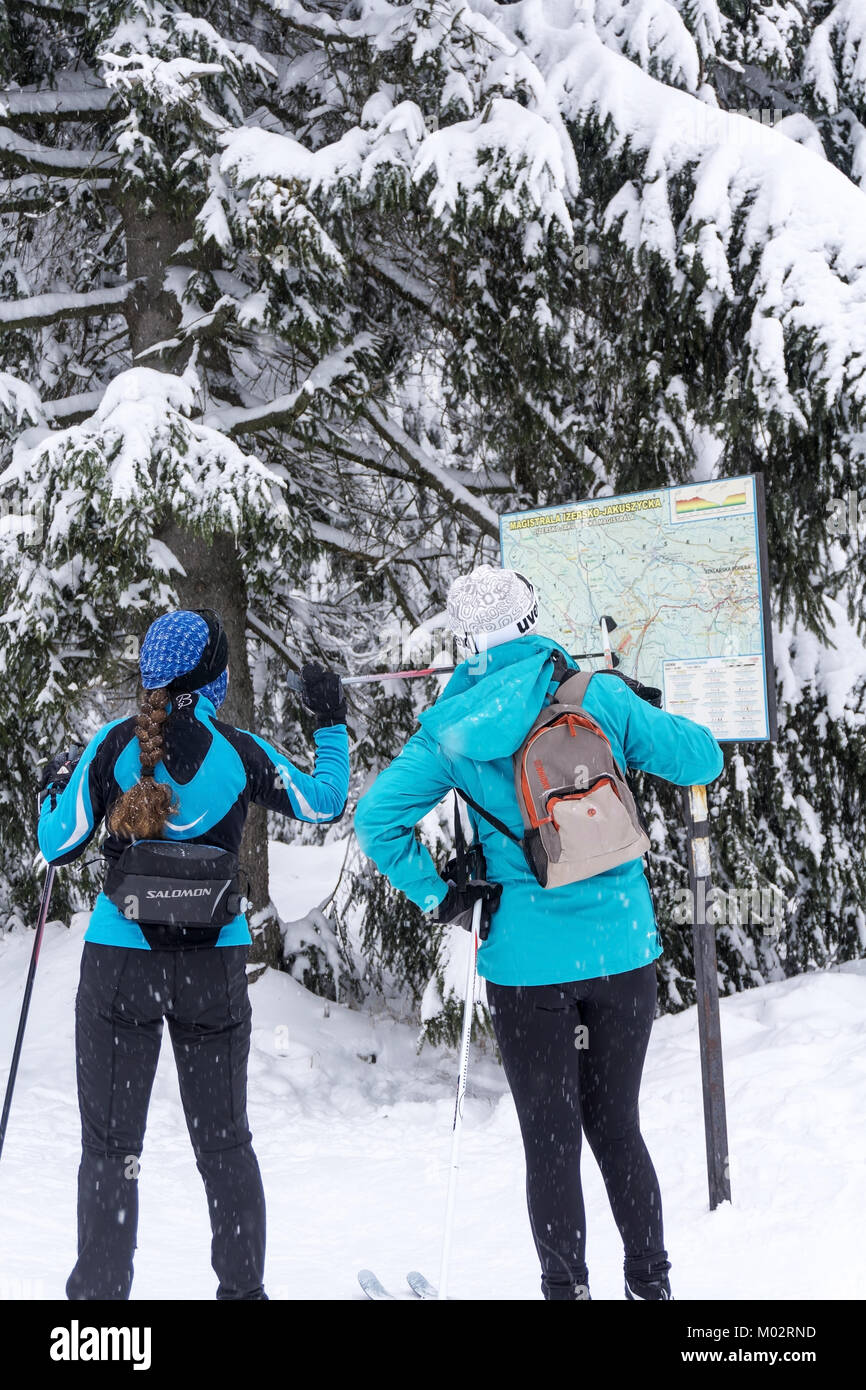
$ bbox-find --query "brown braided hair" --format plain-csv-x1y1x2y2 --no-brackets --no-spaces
108,687,177,839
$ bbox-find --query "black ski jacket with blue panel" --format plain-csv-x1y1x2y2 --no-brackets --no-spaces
37,691,349,949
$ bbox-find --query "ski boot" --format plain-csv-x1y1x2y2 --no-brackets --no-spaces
624,1252,672,1301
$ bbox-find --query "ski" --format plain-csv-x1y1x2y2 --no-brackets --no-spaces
406,1270,439,1300
358,1269,397,1300
358,1268,447,1299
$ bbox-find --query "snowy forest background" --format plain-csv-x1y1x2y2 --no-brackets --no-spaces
0,0,864,1043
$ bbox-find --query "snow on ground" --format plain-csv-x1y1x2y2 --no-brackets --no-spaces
0,840,864,1301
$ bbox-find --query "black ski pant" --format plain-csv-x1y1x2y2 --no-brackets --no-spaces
67,942,266,1301
486,962,667,1300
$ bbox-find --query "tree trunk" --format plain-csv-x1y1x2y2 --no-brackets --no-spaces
151,521,273,930
121,203,276,963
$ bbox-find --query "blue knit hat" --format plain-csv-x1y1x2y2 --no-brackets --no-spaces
140,611,228,709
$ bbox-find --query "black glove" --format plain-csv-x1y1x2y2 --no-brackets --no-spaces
38,749,81,808
436,878,503,934
299,661,347,728
601,670,663,708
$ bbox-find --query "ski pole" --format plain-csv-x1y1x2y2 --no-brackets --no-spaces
285,665,456,692
284,637,622,696
248,611,458,686
437,895,481,1301
0,862,57,1165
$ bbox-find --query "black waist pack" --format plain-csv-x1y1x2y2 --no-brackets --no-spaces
105,840,249,928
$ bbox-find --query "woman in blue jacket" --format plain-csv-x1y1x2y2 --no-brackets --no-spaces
38,609,349,1300
354,566,724,1301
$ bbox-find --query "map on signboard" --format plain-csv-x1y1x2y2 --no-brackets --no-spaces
500,475,775,742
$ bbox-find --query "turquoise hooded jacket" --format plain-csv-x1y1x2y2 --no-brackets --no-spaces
353,634,724,987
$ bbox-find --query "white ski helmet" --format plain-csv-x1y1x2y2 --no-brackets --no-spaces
446,565,540,654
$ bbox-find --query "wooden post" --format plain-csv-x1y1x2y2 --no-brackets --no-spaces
681,783,731,1210
599,617,731,1209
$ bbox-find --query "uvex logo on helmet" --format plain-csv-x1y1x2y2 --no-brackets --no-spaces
517,600,539,634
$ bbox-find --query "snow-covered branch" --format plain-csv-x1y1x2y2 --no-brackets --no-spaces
314,418,510,501
42,390,106,426
310,519,441,565
208,386,321,438
205,335,374,438
0,372,42,426
0,89,115,123
0,128,118,177
0,174,113,213
264,0,358,42
245,611,302,674
360,248,446,326
516,389,592,476
359,402,500,539
489,12,866,418
16,0,87,17
0,284,136,332
360,247,586,477
134,296,237,362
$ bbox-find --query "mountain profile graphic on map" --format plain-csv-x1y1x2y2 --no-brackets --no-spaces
674,487,748,516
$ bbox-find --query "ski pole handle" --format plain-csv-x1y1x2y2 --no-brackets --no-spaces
600,616,614,670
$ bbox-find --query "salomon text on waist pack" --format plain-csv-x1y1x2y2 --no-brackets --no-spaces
105,840,249,927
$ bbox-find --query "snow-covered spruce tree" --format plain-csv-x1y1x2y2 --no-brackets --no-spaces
217,1,866,1029
2,2,865,1038
0,1,324,961
0,1,498,995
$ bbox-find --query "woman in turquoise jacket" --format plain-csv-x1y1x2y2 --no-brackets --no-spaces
38,609,349,1301
354,566,724,1301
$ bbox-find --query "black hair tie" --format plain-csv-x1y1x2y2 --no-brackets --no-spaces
168,609,229,694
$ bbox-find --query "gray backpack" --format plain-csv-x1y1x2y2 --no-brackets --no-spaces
457,658,651,888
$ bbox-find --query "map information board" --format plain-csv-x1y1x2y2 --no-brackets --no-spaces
500,474,776,743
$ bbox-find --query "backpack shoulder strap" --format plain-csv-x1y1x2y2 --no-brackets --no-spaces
548,650,594,709
449,654,592,845
550,648,571,684
454,787,522,845
552,668,593,709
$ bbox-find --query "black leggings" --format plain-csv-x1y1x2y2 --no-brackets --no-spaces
486,963,666,1300
68,943,266,1301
